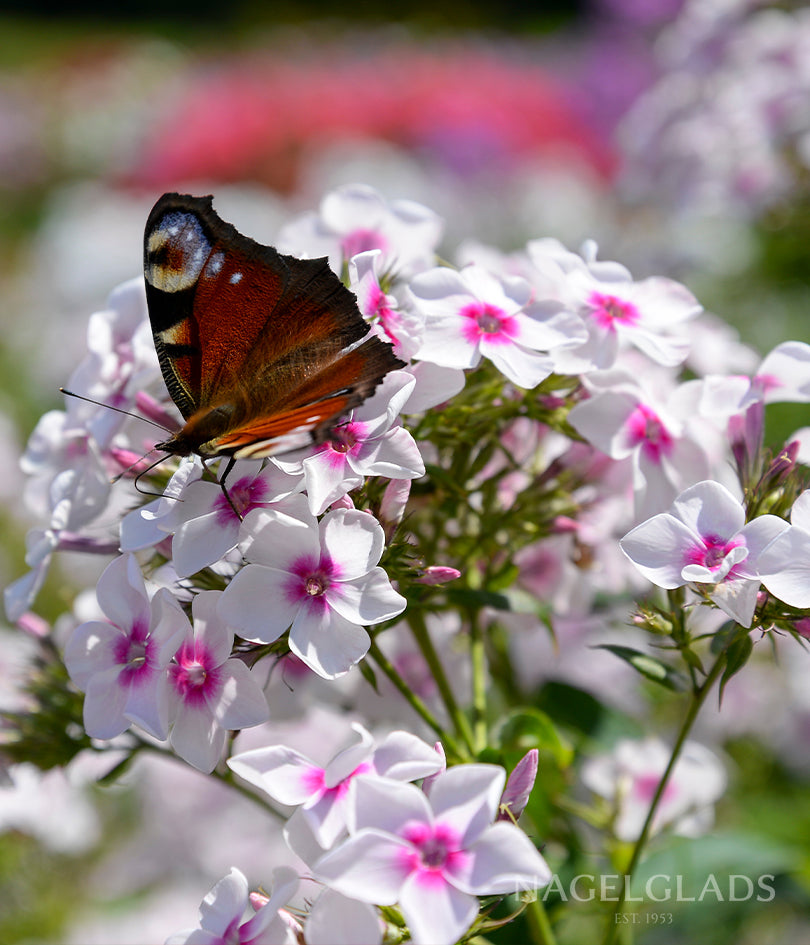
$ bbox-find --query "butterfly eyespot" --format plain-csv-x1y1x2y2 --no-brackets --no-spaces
145,211,211,293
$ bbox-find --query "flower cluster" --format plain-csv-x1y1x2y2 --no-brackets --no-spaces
6,179,810,943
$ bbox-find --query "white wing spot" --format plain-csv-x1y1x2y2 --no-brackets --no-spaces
229,271,243,284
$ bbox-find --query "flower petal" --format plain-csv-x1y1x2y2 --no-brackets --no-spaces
399,871,478,945
218,565,298,644
314,829,412,904
328,568,407,625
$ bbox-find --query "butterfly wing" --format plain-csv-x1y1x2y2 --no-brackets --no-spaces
143,193,403,458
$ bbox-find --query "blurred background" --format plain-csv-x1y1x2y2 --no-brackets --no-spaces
3,1,810,942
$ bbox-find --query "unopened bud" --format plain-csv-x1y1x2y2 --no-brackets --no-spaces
416,566,461,585
499,749,538,821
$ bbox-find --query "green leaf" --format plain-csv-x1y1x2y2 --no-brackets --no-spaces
719,633,754,702
446,587,512,611
594,644,688,691
494,708,573,769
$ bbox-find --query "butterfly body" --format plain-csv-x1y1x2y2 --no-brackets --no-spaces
144,192,403,460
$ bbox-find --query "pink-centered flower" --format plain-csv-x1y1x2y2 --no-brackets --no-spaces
218,497,406,678
581,737,727,841
165,866,300,945
527,238,700,371
620,480,788,626
349,249,425,359
314,765,551,945
410,263,586,388
568,371,713,519
278,183,442,278
274,372,424,515
63,554,188,739
121,458,301,578
167,591,269,772
228,725,443,850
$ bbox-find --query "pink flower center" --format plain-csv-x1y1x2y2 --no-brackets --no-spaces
633,772,677,805
286,554,342,611
323,421,367,469
684,534,744,576
460,301,518,346
626,404,674,463
113,622,153,684
170,641,222,706
306,576,326,596
587,291,640,330
341,227,387,259
329,424,359,454
399,821,469,884
213,475,269,526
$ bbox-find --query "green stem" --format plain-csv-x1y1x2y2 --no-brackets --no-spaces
408,609,476,757
526,896,559,945
367,636,466,762
601,647,729,945
469,609,488,753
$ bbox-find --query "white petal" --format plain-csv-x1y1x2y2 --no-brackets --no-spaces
239,501,318,568
83,666,129,738
321,509,384,579
620,514,699,588
328,569,406,625
428,764,504,845
757,527,810,607
170,699,224,773
481,339,553,389
373,731,444,781
305,889,382,945
228,745,318,804
669,480,744,538
214,660,270,731
96,554,150,632
399,872,478,945
314,829,411,904
217,565,297,644
173,511,239,577
453,821,551,894
198,868,249,936
349,775,432,835
289,606,370,679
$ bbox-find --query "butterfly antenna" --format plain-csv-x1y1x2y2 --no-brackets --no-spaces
129,453,182,501
59,388,173,434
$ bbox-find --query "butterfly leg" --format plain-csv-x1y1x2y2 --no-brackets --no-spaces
201,455,243,521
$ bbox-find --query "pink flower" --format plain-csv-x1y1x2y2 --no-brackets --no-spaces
167,591,269,772
314,765,551,945
410,264,585,388
274,372,424,515
165,866,300,945
218,497,406,678
63,554,187,739
228,725,443,850
620,480,787,626
349,249,425,359
122,459,301,578
527,239,700,371
568,371,714,519
279,183,442,278
582,737,727,841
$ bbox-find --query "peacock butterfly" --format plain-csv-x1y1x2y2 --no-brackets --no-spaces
143,192,404,467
